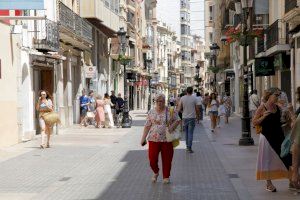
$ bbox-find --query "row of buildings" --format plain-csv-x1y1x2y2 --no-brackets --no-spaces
0,0,206,147
204,0,300,113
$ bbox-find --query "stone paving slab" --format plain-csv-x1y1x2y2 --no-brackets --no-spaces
0,110,241,200
1,110,297,199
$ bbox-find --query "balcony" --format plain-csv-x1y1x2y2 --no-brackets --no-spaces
80,0,119,35
283,0,300,28
127,0,136,11
285,0,297,14
33,19,59,52
257,36,265,54
59,2,93,45
265,20,290,56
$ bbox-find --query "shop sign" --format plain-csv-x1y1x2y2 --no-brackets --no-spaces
0,0,44,10
255,57,275,77
84,66,97,78
127,72,136,82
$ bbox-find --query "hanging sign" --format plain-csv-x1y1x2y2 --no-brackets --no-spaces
84,66,97,79
255,57,275,77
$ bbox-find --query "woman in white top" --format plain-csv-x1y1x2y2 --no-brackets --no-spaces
104,93,115,128
36,90,53,149
208,93,219,132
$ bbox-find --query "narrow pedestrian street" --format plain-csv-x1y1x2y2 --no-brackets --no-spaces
0,111,297,200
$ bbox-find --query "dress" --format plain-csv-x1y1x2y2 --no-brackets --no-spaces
256,106,292,180
95,100,105,123
104,99,114,127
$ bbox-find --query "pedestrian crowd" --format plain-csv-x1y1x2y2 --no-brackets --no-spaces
79,90,125,128
141,86,300,195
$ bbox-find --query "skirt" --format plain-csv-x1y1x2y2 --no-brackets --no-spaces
256,134,289,180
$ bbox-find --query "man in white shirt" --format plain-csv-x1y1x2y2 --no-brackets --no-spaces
249,90,260,120
178,87,199,153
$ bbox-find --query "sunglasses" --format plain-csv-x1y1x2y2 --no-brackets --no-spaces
41,93,46,95
156,100,164,103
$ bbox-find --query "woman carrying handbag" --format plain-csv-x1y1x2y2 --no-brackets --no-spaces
141,94,181,184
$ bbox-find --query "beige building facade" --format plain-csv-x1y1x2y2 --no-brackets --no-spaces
0,22,19,147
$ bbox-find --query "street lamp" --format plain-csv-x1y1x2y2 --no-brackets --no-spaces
146,59,152,112
210,43,220,92
195,64,200,90
235,0,254,145
117,27,131,128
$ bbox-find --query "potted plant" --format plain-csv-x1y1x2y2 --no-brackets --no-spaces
225,27,263,45
118,54,132,65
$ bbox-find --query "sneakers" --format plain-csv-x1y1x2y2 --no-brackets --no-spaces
186,148,194,153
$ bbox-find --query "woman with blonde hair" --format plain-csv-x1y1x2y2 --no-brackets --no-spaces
141,94,181,184
95,95,105,128
253,87,292,192
36,90,53,149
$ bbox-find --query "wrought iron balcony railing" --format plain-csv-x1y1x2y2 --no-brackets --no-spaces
34,19,59,52
285,0,297,14
266,20,286,50
59,2,93,44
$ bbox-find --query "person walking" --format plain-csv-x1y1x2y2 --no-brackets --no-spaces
79,89,90,126
36,90,53,149
249,90,260,122
253,87,292,192
208,93,219,132
115,93,125,115
141,94,181,184
203,93,210,115
110,91,117,123
87,90,96,125
290,86,300,189
223,93,232,124
104,93,114,128
178,87,199,153
196,92,203,122
95,95,105,128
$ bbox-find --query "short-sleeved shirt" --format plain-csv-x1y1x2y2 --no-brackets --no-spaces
145,108,180,142
180,95,197,119
80,95,90,110
196,96,203,106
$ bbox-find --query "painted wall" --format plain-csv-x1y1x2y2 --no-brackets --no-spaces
0,22,19,147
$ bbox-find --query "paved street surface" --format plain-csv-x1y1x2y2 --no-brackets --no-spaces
0,111,298,200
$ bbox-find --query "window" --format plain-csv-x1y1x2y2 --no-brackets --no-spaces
104,0,109,8
209,32,213,44
209,6,213,21
114,0,119,13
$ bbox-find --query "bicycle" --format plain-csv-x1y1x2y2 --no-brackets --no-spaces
116,108,133,128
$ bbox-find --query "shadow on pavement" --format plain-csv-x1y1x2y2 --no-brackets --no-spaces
96,144,239,200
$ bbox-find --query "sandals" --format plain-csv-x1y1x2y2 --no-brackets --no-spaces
151,173,159,183
289,181,300,191
163,178,170,184
265,184,277,192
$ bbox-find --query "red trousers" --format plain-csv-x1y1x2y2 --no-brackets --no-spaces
148,141,174,178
